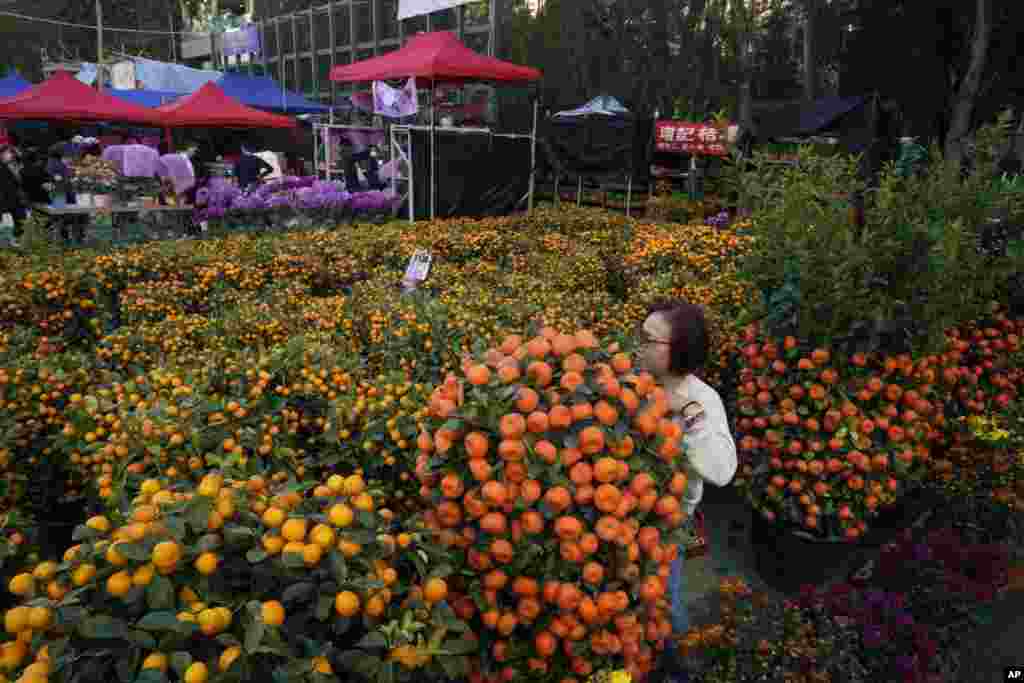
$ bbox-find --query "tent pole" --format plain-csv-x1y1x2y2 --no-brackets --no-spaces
577,175,582,207
554,175,559,206
527,98,538,215
626,175,632,217
430,78,436,221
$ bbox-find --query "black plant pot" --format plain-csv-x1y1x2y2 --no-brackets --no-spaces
751,514,861,593
751,487,936,593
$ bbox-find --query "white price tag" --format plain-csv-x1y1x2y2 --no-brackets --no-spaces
404,250,432,283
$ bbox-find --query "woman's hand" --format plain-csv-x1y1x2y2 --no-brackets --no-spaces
680,400,707,433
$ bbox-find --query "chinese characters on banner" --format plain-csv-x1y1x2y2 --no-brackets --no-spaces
654,121,729,156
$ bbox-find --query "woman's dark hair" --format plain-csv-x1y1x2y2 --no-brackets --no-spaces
646,300,708,375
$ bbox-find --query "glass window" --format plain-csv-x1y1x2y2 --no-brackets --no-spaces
464,1,489,28
335,49,351,66
278,18,293,55
296,13,311,53
402,15,426,35
298,57,313,96
333,3,351,46
264,21,278,59
355,0,373,44
316,55,332,97
463,30,489,55
315,9,331,51
282,59,296,92
431,8,455,30
379,0,399,40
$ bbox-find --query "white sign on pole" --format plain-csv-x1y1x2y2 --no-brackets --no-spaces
398,0,478,21
404,250,432,283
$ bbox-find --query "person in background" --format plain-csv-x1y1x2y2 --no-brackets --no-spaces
47,143,87,245
0,145,28,247
637,300,737,683
233,145,273,191
19,148,51,205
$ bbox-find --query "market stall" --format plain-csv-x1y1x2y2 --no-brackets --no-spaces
216,73,330,114
0,71,165,126
0,73,31,99
0,71,184,243
650,119,734,197
155,82,297,129
330,31,542,222
542,95,654,215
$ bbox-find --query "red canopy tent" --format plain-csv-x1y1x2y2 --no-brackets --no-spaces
329,31,541,221
155,82,296,129
329,31,541,83
0,70,165,126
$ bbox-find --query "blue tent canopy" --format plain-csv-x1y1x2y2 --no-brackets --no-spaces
0,73,32,99
109,89,184,108
216,73,330,113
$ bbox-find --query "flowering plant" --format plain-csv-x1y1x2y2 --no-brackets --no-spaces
193,176,399,226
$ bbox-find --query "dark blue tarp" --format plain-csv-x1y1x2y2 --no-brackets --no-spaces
216,73,329,113
109,89,184,108
0,73,32,98
754,96,867,140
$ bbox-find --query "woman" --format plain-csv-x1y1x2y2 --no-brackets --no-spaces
638,301,737,676
0,145,28,248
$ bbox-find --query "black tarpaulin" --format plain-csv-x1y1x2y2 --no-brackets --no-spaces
540,116,654,180
754,96,868,140
409,128,532,220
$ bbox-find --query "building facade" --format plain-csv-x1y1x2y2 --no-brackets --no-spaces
253,0,500,105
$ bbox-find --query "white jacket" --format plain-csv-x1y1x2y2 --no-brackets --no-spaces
666,374,738,515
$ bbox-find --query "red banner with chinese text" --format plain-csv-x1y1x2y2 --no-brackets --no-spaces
654,121,729,156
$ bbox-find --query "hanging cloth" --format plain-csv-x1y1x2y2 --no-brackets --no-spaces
372,78,418,119
133,58,222,93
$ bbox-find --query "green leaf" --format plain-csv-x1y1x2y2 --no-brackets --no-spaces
78,615,129,640
315,594,333,621
187,500,213,534
440,654,470,679
134,669,167,683
281,551,306,569
136,611,184,631
146,576,175,611
126,629,157,648
428,563,454,580
117,542,152,562
224,526,257,547
356,632,388,650
329,551,348,583
443,637,478,655
72,525,99,542
169,652,193,678
282,582,316,606
244,616,266,653
246,548,269,564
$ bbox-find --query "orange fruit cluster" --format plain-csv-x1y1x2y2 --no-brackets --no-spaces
733,312,1024,539
415,327,690,682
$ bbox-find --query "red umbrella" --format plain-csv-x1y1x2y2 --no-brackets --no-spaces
156,82,296,128
0,71,165,126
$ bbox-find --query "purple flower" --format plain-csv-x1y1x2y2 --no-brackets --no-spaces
894,610,914,628
865,589,886,607
913,543,932,561
895,656,915,674
862,625,884,648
